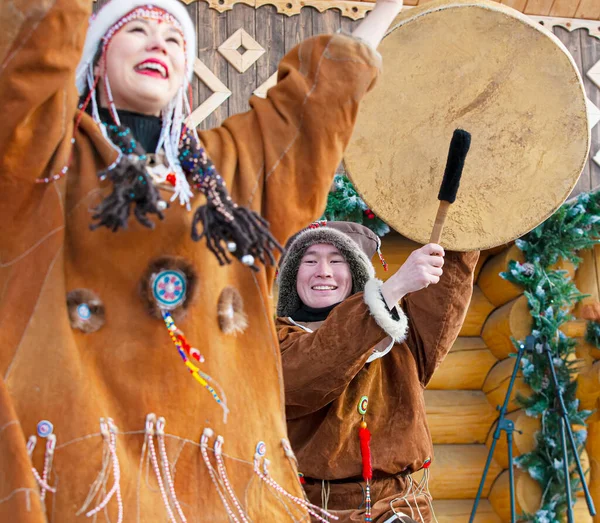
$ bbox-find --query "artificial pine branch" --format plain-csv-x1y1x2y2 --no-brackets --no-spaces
500,190,600,523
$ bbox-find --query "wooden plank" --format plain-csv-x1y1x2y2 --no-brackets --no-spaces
255,5,285,91
523,0,554,16
424,444,502,499
481,296,532,361
549,0,580,17
227,4,258,117
432,500,501,523
460,286,495,337
340,13,361,34
488,469,543,521
425,390,498,444
312,5,342,36
483,357,531,412
284,6,313,55
197,1,230,129
428,337,498,390
580,30,600,191
575,0,600,20
553,26,592,198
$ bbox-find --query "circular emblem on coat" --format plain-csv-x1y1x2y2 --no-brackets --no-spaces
139,257,198,321
66,289,105,333
152,270,187,310
358,396,369,415
37,420,54,438
256,441,267,457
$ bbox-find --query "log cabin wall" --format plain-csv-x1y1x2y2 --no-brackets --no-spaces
90,1,600,521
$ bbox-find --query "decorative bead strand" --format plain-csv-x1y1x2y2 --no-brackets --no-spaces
253,456,338,523
85,419,123,523
213,436,250,523
145,414,177,523
156,417,187,523
27,435,57,496
40,434,57,502
200,429,240,523
161,311,229,422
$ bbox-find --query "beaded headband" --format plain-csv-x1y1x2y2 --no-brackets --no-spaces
101,7,186,55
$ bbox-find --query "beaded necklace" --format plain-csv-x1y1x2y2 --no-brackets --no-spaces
93,122,281,270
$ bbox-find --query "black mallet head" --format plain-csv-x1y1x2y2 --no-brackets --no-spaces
438,129,471,203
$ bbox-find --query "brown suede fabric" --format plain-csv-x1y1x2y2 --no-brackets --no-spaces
0,1,381,521
277,251,479,522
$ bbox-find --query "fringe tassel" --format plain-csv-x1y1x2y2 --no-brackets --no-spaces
180,130,283,271
91,126,167,232
145,415,178,523
28,436,57,497
156,417,188,522
200,429,241,522
213,436,250,523
84,419,124,523
252,445,338,523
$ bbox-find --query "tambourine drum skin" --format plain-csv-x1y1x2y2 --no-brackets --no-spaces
344,0,589,251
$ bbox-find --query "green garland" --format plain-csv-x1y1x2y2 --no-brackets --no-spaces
500,191,600,522
321,175,390,237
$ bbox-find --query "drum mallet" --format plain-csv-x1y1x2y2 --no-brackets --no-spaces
429,129,471,244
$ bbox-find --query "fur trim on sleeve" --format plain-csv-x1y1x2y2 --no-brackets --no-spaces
363,279,408,343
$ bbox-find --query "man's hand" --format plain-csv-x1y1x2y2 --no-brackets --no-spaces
381,243,445,307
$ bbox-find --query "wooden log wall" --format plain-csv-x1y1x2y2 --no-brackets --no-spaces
91,1,600,520
376,233,600,523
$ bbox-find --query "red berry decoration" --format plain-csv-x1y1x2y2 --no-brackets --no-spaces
167,173,177,186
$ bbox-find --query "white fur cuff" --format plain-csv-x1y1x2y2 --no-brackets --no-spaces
363,279,409,343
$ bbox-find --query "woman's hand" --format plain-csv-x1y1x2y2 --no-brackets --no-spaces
381,243,445,307
351,0,404,50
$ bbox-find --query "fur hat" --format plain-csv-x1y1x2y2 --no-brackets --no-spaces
76,0,196,94
277,222,379,317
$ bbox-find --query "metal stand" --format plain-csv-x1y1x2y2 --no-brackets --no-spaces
470,336,597,522
543,342,596,520
469,336,531,523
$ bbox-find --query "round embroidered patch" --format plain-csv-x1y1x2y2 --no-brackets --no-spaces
358,396,369,415
256,441,267,457
37,420,54,438
152,270,187,310
67,289,105,333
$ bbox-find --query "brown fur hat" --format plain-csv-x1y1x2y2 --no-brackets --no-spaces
276,221,378,317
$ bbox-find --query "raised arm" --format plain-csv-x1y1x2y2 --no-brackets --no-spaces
279,289,408,419
0,0,90,183
200,0,405,254
402,250,479,385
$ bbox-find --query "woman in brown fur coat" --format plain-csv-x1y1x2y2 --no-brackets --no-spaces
0,0,404,520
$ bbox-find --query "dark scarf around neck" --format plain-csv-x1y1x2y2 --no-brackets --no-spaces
290,301,342,323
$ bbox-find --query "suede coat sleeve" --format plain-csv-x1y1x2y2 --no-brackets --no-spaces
279,294,388,419
403,251,480,386
199,34,382,251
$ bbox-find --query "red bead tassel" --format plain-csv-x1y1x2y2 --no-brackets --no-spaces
358,426,372,481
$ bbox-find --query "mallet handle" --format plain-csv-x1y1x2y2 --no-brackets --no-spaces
429,200,451,244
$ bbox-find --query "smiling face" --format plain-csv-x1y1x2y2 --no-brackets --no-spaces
98,18,186,116
296,243,353,309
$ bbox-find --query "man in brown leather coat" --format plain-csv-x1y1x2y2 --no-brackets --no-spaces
277,221,479,522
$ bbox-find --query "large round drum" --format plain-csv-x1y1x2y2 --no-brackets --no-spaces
345,0,589,251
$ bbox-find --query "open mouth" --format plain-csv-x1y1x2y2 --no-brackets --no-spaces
135,59,169,79
311,285,338,291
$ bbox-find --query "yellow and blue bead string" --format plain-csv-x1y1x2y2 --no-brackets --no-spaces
162,311,229,422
